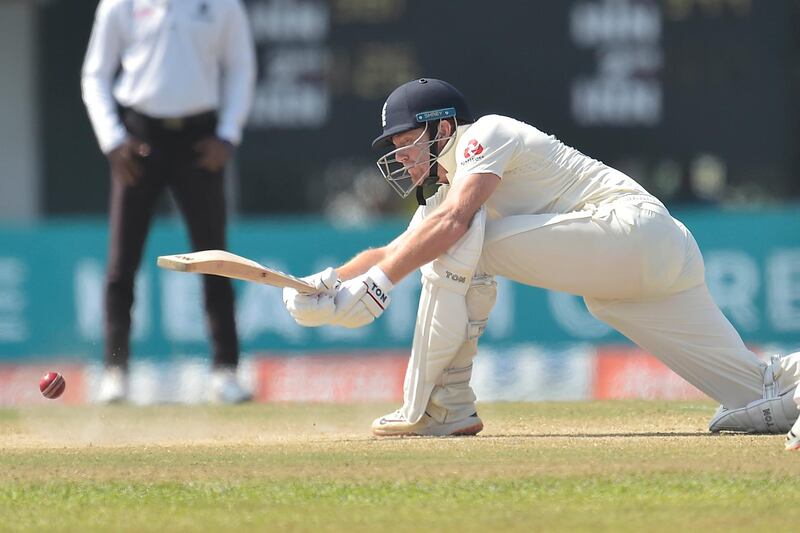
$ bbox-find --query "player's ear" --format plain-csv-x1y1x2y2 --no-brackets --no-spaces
438,119,453,137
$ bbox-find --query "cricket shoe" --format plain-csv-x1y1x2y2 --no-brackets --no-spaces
372,410,483,437
786,417,800,451
210,367,253,404
97,366,128,404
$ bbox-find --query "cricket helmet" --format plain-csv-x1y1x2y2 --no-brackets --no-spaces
374,78,475,200
372,78,474,149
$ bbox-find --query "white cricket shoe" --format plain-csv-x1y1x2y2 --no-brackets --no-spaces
372,410,483,437
785,416,800,451
210,367,252,404
97,366,128,404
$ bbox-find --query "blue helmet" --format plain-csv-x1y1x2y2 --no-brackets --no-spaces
373,78,474,149
374,79,474,199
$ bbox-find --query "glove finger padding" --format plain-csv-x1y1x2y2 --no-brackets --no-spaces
282,286,295,304
305,267,339,295
331,300,375,329
281,266,341,327
283,291,336,327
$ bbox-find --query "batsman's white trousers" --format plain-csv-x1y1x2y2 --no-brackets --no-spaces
479,197,766,408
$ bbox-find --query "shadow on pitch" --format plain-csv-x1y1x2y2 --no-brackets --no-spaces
484,432,744,439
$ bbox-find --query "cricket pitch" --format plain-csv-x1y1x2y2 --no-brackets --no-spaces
1,401,799,532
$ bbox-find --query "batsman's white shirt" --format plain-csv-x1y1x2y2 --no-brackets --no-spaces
432,115,781,409
82,0,256,153
443,114,650,218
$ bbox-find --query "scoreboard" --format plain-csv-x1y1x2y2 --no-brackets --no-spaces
236,0,798,213
40,0,799,215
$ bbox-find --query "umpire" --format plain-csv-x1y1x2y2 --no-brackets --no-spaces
81,0,256,404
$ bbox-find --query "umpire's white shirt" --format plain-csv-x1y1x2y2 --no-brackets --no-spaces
82,0,256,153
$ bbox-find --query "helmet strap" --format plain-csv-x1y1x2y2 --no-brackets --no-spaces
415,184,427,205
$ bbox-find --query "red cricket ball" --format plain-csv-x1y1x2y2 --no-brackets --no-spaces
39,371,66,399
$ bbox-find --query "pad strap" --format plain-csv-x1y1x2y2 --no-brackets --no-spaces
436,364,473,386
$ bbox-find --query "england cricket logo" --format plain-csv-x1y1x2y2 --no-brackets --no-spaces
464,139,484,159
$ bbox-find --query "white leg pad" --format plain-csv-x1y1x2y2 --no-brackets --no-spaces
400,280,470,424
399,208,487,424
427,274,497,424
709,353,800,433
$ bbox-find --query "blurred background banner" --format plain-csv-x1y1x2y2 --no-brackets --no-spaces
14,0,798,220
0,209,797,362
0,0,798,403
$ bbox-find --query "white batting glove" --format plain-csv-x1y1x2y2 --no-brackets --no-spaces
332,266,393,329
282,267,340,327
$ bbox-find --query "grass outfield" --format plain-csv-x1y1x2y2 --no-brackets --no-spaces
1,401,799,532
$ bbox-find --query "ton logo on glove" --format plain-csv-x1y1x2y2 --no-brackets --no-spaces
367,281,389,308
331,266,394,329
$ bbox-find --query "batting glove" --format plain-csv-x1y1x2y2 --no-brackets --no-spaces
283,267,340,327
332,266,393,329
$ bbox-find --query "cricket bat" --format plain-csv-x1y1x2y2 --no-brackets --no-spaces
156,250,315,293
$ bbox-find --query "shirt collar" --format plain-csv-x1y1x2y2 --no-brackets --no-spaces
438,124,472,180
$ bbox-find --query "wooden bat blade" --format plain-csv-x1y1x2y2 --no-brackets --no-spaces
156,250,315,293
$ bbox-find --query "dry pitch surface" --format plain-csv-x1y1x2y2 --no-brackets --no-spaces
1,401,799,532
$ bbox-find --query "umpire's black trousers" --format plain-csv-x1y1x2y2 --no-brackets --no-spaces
105,108,239,370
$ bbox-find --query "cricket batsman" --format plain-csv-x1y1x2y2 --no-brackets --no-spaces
282,78,800,446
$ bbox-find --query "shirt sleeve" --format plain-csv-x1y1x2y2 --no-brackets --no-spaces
454,117,520,181
81,0,127,154
216,0,257,145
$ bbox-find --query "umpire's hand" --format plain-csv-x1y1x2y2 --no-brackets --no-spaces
108,137,151,186
194,136,234,172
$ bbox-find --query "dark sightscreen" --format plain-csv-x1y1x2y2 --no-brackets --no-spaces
40,0,799,215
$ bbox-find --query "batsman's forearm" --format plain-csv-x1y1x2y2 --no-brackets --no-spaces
336,247,389,280
378,211,467,283
375,172,497,284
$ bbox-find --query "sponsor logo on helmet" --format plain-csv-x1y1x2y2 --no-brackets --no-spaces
415,107,456,123
381,100,388,127
463,139,484,159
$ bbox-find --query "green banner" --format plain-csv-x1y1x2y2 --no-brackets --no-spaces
0,208,798,361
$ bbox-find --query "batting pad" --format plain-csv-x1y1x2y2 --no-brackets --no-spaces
399,207,487,424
